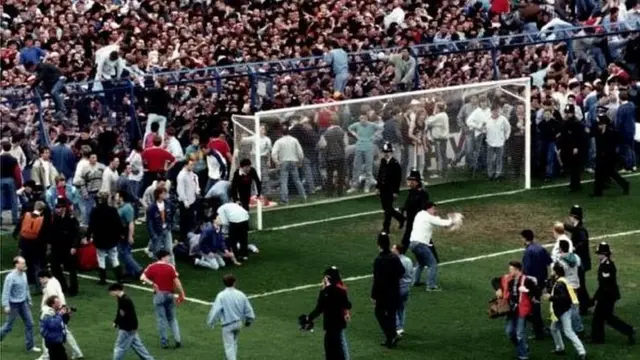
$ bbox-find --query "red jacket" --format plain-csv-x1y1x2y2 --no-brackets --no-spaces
500,274,533,318
491,0,510,15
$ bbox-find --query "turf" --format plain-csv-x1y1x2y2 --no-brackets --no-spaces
1,176,639,359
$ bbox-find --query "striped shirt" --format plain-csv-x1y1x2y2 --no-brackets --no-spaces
207,287,255,328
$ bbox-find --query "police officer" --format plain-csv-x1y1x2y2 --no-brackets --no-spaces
305,266,352,360
48,198,80,296
590,242,636,344
564,205,591,315
592,110,630,197
400,169,429,248
376,142,404,233
371,232,405,348
561,104,586,191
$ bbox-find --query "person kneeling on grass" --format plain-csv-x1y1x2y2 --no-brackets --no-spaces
191,219,241,270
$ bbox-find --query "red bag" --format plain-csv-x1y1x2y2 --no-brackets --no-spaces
76,243,98,271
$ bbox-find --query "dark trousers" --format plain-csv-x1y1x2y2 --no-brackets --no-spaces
50,249,78,295
527,300,545,339
401,220,414,249
46,342,68,360
324,329,348,360
19,241,45,287
591,298,634,342
196,169,208,197
380,192,403,233
179,202,197,244
325,158,346,196
374,302,398,343
229,221,249,258
142,171,164,195
593,162,629,195
569,153,583,190
510,137,525,176
577,267,590,314
238,193,250,211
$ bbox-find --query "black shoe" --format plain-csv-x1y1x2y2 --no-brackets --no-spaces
161,342,169,349
629,329,636,345
623,184,630,195
175,342,182,349
550,349,566,355
413,282,425,287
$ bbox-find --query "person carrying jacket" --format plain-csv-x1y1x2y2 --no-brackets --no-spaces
39,295,68,360
13,201,49,291
492,261,539,360
564,205,591,315
546,264,587,359
305,266,353,360
85,192,124,285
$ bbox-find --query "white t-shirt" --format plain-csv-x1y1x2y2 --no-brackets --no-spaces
409,210,452,245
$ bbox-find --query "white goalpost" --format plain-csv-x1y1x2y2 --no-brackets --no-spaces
233,77,532,230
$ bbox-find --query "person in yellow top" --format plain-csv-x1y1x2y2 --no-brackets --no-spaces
545,264,586,359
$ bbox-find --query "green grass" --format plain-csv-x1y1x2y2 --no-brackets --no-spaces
1,176,639,359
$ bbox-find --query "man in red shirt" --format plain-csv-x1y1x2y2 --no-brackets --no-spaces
140,250,185,349
142,136,176,193
207,129,232,165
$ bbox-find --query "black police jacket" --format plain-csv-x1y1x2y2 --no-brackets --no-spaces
371,251,405,306
402,186,429,223
376,157,401,194
594,259,621,301
49,214,80,251
308,285,352,331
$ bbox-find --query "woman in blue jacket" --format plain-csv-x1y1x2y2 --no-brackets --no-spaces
40,295,68,360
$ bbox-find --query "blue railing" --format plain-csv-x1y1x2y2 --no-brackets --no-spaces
1,21,638,145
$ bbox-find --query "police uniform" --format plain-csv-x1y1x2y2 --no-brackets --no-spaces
400,170,429,248
371,233,405,348
592,111,630,196
590,242,636,344
564,205,591,314
306,267,352,360
376,142,404,233
560,105,586,191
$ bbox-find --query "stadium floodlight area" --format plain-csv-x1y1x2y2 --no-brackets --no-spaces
233,78,531,230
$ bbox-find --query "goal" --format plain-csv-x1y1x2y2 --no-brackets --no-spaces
233,78,532,230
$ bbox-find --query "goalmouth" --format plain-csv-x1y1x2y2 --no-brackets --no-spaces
232,78,532,230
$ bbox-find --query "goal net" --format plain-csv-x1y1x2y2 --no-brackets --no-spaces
234,78,531,230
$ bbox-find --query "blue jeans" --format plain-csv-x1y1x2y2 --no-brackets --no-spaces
505,315,529,359
150,231,174,265
550,310,586,355
0,177,18,224
587,137,596,169
0,301,35,351
81,194,97,227
334,71,349,93
153,292,181,345
113,330,154,360
619,141,636,170
487,146,504,178
410,242,438,289
50,78,67,117
351,148,374,187
118,242,142,277
279,161,306,204
434,139,448,173
396,290,409,330
302,157,316,194
545,142,558,178
571,304,584,333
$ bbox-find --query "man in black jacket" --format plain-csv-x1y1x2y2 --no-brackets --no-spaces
49,198,80,296
25,61,66,121
564,205,591,315
400,170,429,248
230,159,262,211
592,112,630,196
371,232,405,348
590,242,636,344
376,142,404,233
85,192,124,285
305,266,352,360
108,283,154,360
560,104,586,191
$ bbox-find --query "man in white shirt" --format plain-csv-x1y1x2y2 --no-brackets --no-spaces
37,270,83,360
551,222,574,262
217,202,251,261
205,180,231,205
426,102,450,175
100,155,120,194
177,160,200,244
485,103,511,180
241,124,273,194
95,48,126,114
409,201,454,291
466,97,491,171
271,127,306,204
31,147,59,189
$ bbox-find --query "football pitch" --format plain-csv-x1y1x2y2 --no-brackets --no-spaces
1,175,639,360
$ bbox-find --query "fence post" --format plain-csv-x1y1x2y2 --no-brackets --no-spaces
248,66,257,112
213,69,222,95
566,38,575,72
127,81,142,146
34,91,49,147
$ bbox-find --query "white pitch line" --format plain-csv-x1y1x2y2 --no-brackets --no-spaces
245,229,640,299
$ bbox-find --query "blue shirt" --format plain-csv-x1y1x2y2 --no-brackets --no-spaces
348,121,379,151
2,270,31,306
51,144,77,180
19,46,46,65
205,180,230,200
522,242,552,285
207,287,255,328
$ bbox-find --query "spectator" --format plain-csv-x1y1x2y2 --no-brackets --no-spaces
271,126,306,204
31,147,59,190
1,140,22,225
50,134,76,182
85,192,124,285
324,40,350,94
146,187,176,265
100,155,120,195
25,61,66,122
